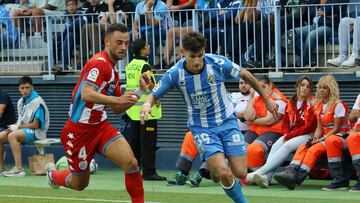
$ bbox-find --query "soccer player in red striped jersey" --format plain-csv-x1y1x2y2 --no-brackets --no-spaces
46,24,151,203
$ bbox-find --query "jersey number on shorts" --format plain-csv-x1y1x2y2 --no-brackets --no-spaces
78,146,87,160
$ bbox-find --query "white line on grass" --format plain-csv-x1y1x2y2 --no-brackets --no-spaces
0,195,161,203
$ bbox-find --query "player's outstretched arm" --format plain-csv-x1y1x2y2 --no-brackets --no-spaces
82,84,138,114
241,69,278,119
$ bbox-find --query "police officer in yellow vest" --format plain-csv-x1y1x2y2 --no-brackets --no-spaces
125,39,166,181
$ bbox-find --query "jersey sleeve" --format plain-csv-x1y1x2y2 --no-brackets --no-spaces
151,71,174,99
154,3,168,20
34,104,46,130
219,55,242,80
83,60,110,89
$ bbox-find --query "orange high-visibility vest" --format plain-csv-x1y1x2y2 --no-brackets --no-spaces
315,100,350,135
250,88,288,135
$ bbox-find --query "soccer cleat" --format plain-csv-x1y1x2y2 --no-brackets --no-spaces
273,170,296,190
245,171,257,183
349,182,360,192
322,182,349,191
46,163,60,189
186,171,203,187
2,166,25,177
253,174,269,188
167,171,188,185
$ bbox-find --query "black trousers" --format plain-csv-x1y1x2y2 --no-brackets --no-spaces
127,119,158,176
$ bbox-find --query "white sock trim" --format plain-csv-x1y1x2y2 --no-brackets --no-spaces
221,178,235,190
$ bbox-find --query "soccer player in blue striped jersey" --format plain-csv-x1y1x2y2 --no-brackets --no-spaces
140,32,278,203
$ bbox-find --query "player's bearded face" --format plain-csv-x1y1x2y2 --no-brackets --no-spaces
183,49,205,73
107,31,130,61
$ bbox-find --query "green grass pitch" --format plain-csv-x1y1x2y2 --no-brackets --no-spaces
0,168,359,203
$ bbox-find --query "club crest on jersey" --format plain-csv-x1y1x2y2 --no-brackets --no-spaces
79,160,88,170
87,68,99,82
207,74,215,84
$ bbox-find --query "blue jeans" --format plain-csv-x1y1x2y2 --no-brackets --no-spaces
62,18,85,65
294,24,332,66
142,28,167,65
0,31,18,50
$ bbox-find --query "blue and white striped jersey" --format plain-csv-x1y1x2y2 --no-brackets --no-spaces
152,54,243,128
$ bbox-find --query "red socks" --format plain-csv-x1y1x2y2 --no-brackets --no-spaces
52,170,71,187
125,171,144,203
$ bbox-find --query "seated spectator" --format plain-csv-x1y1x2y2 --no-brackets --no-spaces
133,0,173,65
274,75,350,190
323,93,359,191
81,0,135,60
166,0,195,24
12,0,66,33
327,0,360,67
53,0,86,72
80,0,108,60
285,0,343,68
243,76,287,174
0,4,18,49
1,76,50,177
246,76,317,188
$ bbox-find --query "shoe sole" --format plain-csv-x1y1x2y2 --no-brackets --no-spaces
273,175,295,190
322,187,349,191
253,174,268,188
3,172,25,177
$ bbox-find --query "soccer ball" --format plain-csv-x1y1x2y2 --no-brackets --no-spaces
55,156,98,174
55,156,68,170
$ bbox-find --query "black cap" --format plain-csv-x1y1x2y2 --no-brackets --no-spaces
130,38,146,57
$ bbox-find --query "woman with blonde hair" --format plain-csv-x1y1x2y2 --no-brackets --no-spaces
274,75,350,190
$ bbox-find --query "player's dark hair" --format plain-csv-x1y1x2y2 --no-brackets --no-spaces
105,23,129,37
18,76,33,85
182,31,207,53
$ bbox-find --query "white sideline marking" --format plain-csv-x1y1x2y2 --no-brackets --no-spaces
0,195,161,203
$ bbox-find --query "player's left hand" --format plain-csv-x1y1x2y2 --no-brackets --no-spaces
264,99,279,120
139,72,152,91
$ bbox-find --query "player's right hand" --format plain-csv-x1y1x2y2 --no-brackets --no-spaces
115,92,138,105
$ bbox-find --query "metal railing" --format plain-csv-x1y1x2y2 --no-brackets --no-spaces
0,3,359,79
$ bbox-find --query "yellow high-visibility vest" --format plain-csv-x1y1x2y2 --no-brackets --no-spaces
125,59,162,120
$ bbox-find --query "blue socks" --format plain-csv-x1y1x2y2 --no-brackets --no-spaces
222,179,248,203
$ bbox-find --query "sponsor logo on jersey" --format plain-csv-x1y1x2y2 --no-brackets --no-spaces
87,68,99,82
153,81,162,92
79,160,88,170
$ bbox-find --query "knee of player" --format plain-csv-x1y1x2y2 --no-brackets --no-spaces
123,157,139,171
232,167,247,179
217,167,233,180
7,132,18,142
